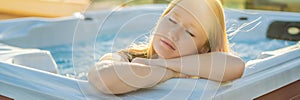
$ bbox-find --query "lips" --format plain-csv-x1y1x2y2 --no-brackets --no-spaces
160,39,176,50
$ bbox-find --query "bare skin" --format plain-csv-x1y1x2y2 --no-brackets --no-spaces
88,0,245,95
88,53,179,94
132,52,245,82
88,52,244,94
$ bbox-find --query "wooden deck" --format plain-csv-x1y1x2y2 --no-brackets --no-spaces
0,95,13,100
255,79,300,100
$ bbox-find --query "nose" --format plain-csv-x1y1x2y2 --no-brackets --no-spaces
167,25,183,41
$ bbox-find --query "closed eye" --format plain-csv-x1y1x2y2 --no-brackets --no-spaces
168,18,177,24
186,30,195,37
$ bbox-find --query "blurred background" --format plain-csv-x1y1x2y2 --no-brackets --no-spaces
0,0,299,20
89,0,300,12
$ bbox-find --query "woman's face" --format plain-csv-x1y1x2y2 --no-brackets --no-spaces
152,1,208,59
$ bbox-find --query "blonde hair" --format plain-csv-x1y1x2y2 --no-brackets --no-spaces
119,0,229,61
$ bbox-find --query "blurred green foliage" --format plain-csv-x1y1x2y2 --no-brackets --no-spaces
91,0,300,12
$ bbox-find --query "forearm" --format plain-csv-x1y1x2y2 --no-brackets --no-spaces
88,61,174,94
152,52,245,81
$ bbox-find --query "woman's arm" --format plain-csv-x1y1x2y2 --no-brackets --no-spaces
133,52,245,82
88,53,177,94
88,61,175,94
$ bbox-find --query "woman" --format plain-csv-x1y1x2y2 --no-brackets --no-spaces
88,0,245,94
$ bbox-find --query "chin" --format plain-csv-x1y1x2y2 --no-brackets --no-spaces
153,43,179,59
155,48,180,59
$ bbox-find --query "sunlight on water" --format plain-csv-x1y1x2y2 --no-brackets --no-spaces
41,33,150,80
230,39,297,61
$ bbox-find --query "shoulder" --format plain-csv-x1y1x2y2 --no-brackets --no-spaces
99,52,130,62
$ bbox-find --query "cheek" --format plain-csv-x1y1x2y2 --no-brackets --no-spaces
152,37,162,53
154,25,165,34
154,20,170,34
177,38,200,55
152,37,159,48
